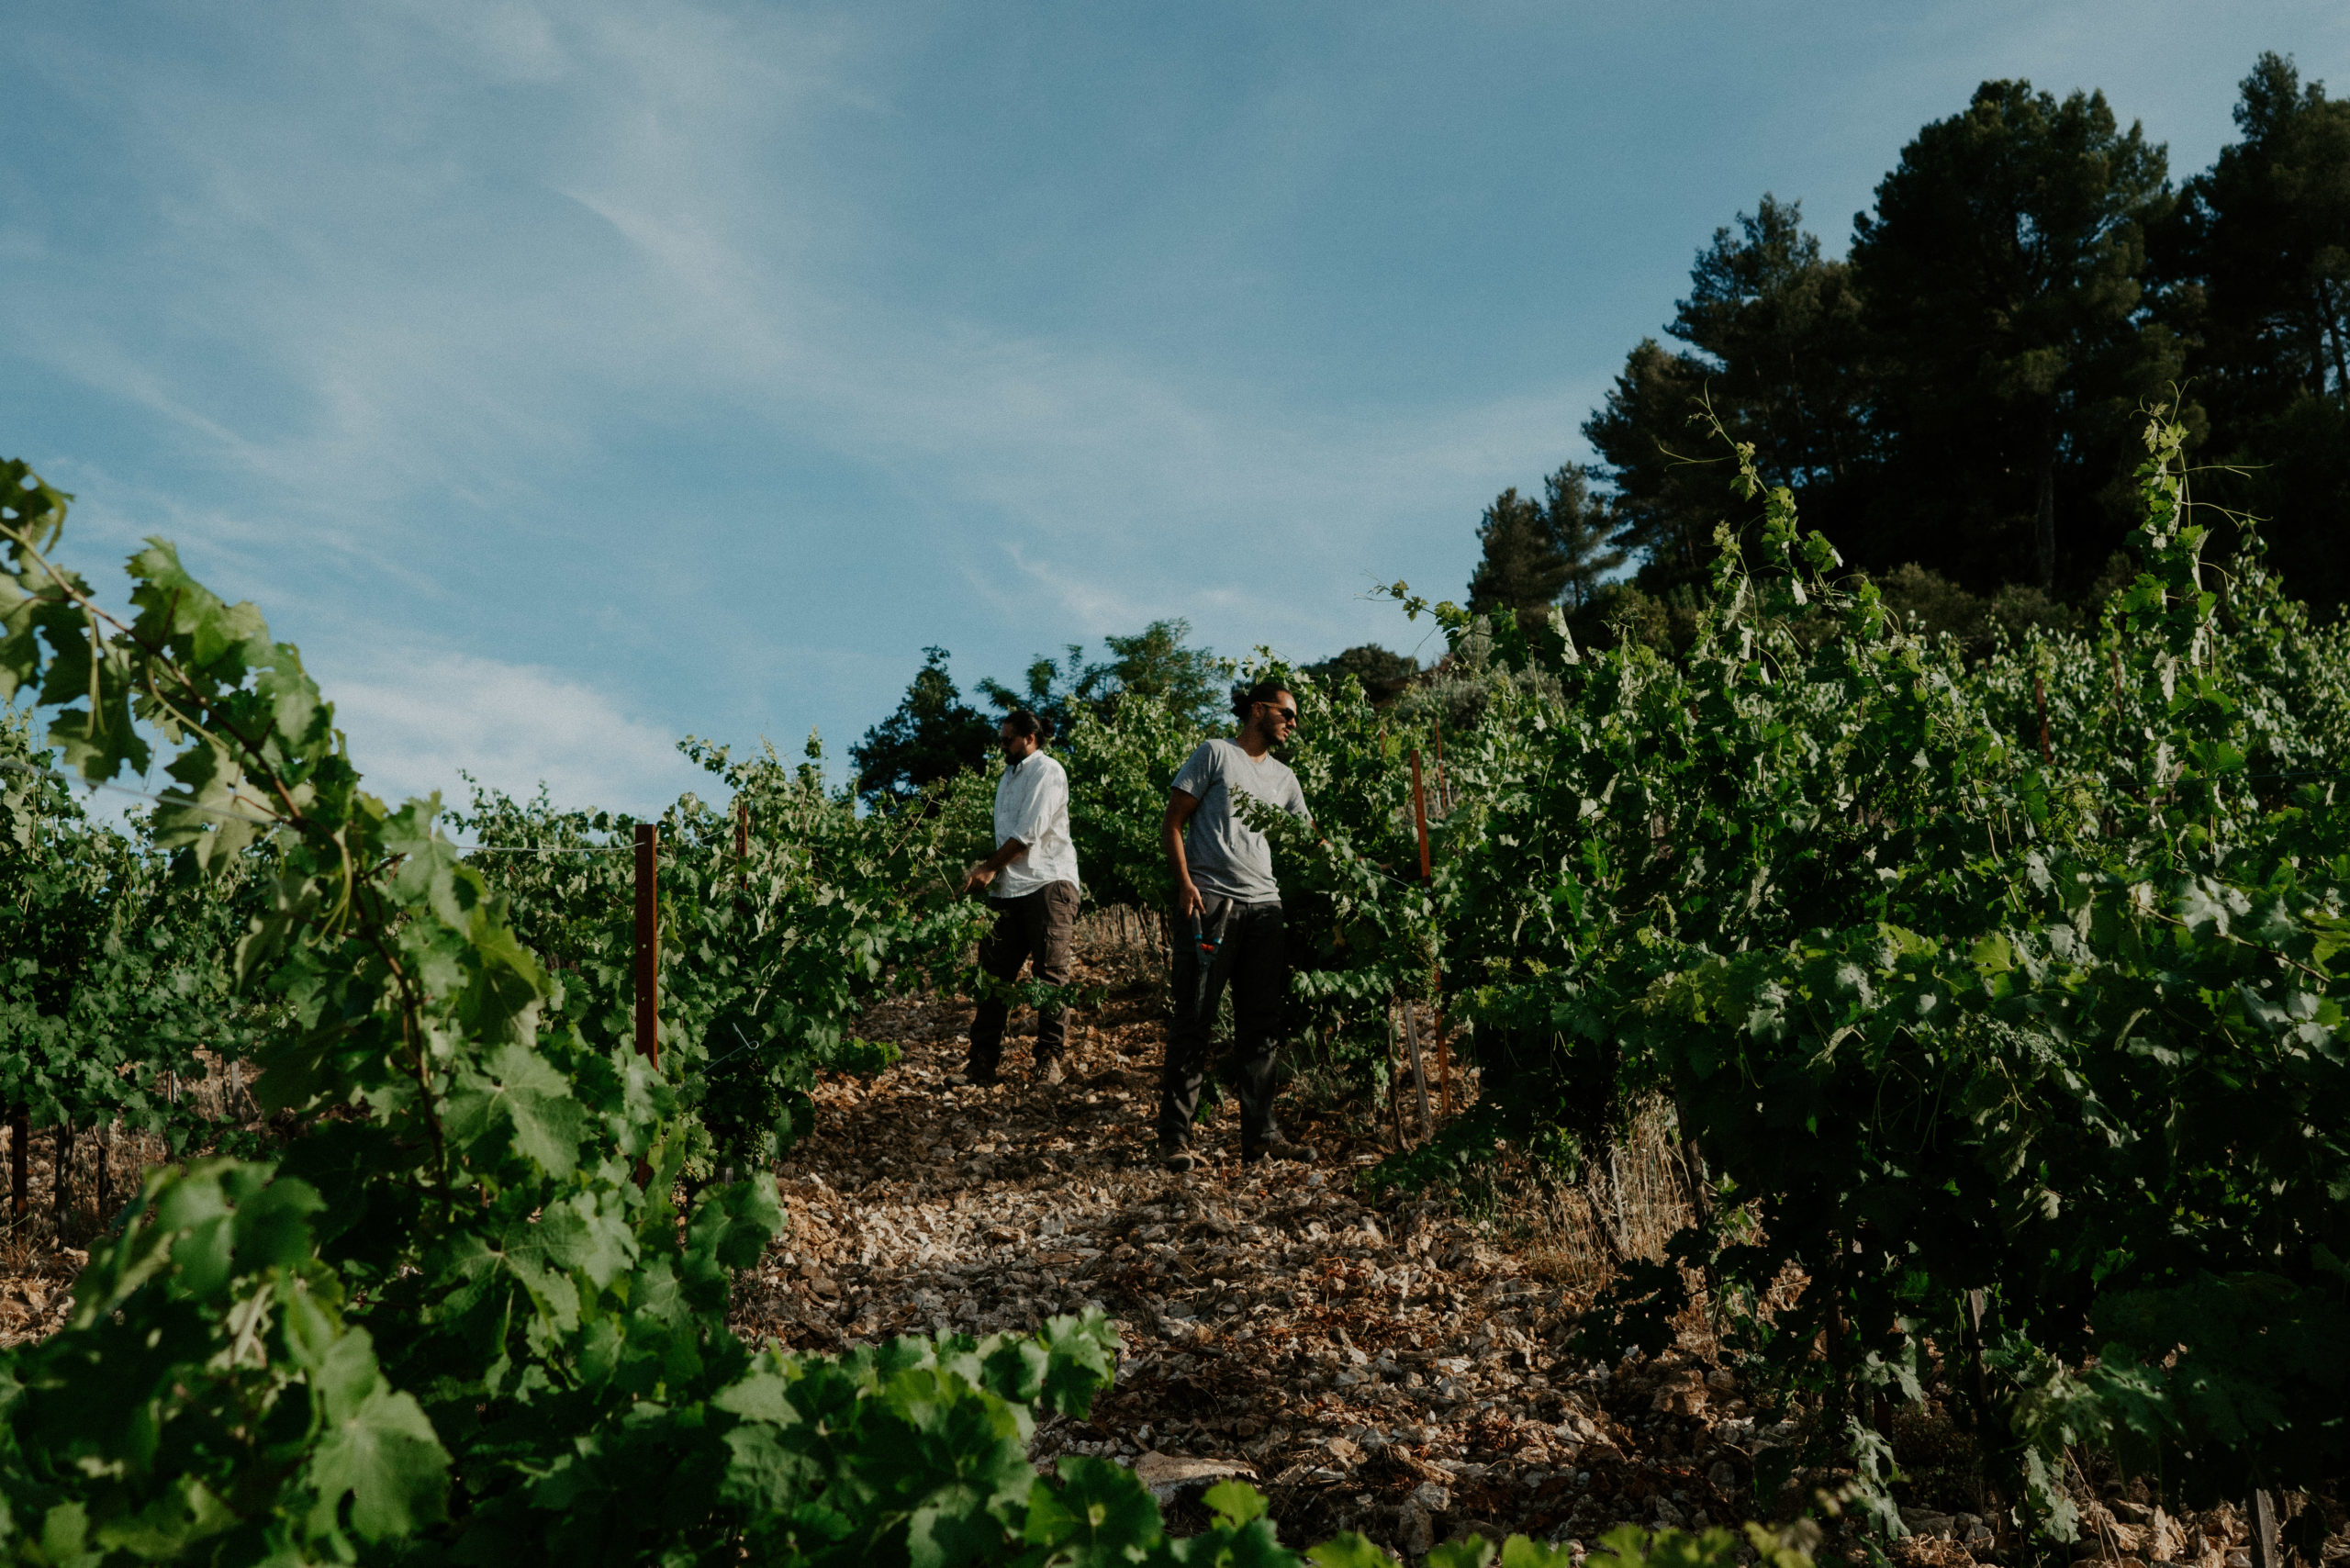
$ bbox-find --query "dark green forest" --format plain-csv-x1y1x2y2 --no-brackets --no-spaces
1472,52,2350,649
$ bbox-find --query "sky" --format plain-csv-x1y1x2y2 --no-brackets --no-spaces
5,0,2345,813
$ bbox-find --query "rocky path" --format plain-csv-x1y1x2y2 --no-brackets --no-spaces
722,958,2322,1565
725,957,1779,1559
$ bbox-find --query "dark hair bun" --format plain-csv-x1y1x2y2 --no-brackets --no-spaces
1229,680,1287,719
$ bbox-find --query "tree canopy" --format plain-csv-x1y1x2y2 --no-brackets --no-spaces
1852,80,2177,592
850,647,996,806
1547,55,2349,627
1301,644,1420,706
2161,52,2350,613
1583,197,1866,594
974,618,1229,736
1465,464,1626,631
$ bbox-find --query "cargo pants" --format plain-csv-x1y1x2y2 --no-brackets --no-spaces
968,880,1080,1080
1158,893,1288,1153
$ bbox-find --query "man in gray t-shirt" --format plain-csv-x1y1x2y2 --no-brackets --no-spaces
1158,680,1314,1170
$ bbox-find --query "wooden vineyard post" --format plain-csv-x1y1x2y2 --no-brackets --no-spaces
2034,673,2053,765
1402,1002,1432,1137
1410,749,1432,882
735,798,750,892
2249,1490,2281,1568
1409,748,1451,1117
1388,1004,1408,1149
1436,1009,1453,1120
53,1119,73,1227
1960,1287,1992,1431
634,823,660,1070
7,1103,25,1220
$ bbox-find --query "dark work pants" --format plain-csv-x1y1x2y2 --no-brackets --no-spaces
968,881,1079,1077
1159,895,1287,1149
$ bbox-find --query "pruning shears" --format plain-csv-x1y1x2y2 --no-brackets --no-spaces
1191,916,1220,962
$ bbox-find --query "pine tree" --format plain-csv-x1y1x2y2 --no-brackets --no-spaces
2159,53,2350,614
1543,463,1627,610
1852,81,2177,593
2172,53,2350,409
1582,198,1864,590
1466,487,1568,631
851,647,996,805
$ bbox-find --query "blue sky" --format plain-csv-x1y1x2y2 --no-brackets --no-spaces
5,1,2344,812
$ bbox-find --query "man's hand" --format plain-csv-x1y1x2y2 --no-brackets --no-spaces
1164,790,1204,923
964,837,1026,895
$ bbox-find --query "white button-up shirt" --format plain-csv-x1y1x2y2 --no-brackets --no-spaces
991,750,1081,899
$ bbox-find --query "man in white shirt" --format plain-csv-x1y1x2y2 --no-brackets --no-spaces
1158,680,1313,1169
952,709,1081,1088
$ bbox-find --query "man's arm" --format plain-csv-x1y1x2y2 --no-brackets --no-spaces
1163,790,1204,921
968,759,1063,893
963,835,1029,893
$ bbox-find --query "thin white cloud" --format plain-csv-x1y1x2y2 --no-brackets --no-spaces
318,647,704,817
993,543,1154,634
17,0,1593,607
21,0,2311,817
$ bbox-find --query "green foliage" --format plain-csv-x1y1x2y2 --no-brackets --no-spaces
0,711,263,1163
0,463,1222,1568
0,1159,447,1562
1384,408,2350,1534
1578,64,2350,617
451,734,992,1182
1583,198,1865,594
1854,79,2179,591
1465,465,1626,633
853,645,999,805
1393,1521,1818,1568
1057,693,1206,913
9,360,2348,1562
1299,645,1419,708
2161,51,2350,615
1091,620,1232,729
978,620,1233,741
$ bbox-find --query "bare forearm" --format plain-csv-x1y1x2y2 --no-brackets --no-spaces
1162,817,1190,884
1162,798,1203,916
962,835,1029,892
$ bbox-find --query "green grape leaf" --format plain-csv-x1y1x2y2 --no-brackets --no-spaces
304,1382,451,1541
442,1040,589,1176
1308,1534,1399,1568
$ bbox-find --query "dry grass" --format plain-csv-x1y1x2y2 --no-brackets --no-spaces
1516,1100,1699,1298
1,1054,261,1263
1074,903,1171,996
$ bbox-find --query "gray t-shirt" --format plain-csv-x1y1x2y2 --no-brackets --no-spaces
1170,738,1311,903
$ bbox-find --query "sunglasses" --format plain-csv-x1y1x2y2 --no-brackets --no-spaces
1259,704,1301,724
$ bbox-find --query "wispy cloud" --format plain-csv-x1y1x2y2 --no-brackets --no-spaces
14,0,2315,812
9,1,1598,790
317,646,705,817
